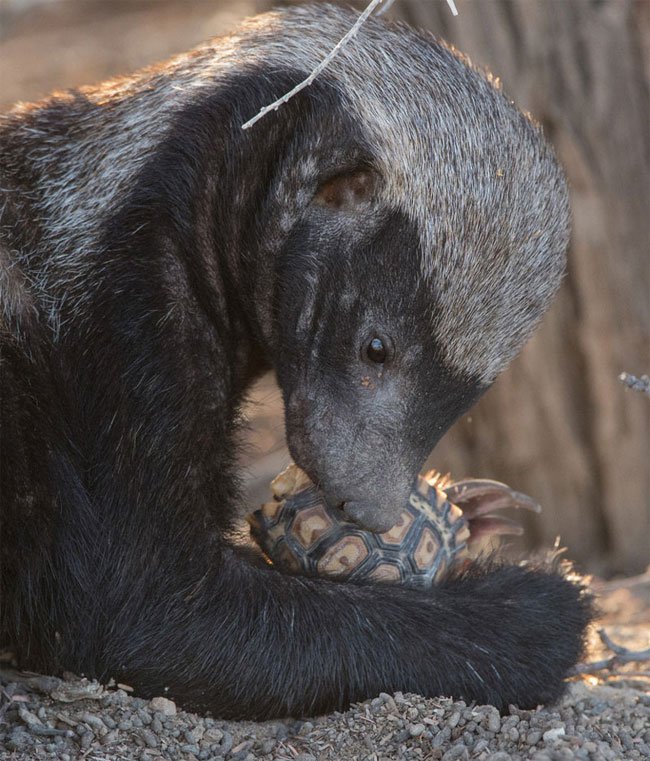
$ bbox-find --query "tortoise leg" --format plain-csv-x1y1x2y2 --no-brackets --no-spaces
427,473,541,545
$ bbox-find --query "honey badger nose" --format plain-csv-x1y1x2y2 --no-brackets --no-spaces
343,499,398,533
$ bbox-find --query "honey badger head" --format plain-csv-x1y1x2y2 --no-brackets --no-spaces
2,5,568,533
236,6,570,531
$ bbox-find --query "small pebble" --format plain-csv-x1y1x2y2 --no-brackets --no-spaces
543,726,566,743
137,708,152,725
203,727,224,743
486,709,501,734
149,696,176,716
139,729,158,748
527,729,543,745
379,692,397,712
180,743,200,755
102,714,117,729
448,710,462,728
442,745,469,761
219,731,234,754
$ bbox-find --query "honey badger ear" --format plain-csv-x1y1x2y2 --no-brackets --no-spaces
313,169,377,211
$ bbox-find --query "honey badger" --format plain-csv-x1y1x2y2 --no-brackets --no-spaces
0,4,592,719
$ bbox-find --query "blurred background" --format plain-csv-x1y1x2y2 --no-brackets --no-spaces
1,0,648,576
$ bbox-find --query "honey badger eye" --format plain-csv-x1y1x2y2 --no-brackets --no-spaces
365,336,388,364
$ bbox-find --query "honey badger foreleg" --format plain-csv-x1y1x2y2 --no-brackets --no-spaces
2,343,591,718
87,557,593,719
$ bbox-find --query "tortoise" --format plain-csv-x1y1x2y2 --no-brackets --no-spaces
248,464,540,589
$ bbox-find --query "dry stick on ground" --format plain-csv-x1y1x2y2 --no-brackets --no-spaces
570,629,650,676
618,372,650,396
593,566,650,593
242,0,459,130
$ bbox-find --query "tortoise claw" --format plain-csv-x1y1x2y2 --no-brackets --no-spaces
443,478,541,519
433,476,541,546
463,515,526,543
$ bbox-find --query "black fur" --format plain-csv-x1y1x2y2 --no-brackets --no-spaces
0,6,592,719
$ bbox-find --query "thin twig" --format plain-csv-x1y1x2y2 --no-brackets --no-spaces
570,629,650,676
598,629,631,656
242,0,460,130
242,0,385,130
379,0,458,15
376,0,398,14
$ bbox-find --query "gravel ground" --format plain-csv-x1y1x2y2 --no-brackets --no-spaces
1,582,648,761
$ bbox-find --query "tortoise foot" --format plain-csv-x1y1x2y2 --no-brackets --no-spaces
426,472,541,545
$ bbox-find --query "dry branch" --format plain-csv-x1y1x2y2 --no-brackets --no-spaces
570,629,650,676
242,0,459,130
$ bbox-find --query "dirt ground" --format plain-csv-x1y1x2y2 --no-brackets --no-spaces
1,2,648,760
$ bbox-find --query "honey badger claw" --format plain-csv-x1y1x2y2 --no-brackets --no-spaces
430,473,541,545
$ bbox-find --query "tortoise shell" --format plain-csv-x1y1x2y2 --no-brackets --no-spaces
248,464,470,589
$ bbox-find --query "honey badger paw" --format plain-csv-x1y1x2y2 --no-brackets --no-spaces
435,557,594,710
31,545,593,719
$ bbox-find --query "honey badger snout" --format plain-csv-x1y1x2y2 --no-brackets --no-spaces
341,497,407,534
285,398,422,533
283,367,478,533
319,435,420,533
